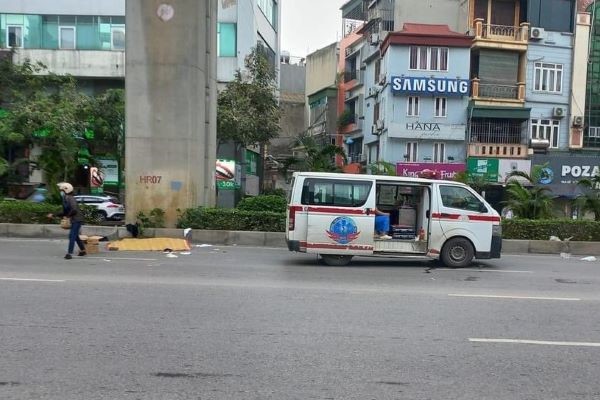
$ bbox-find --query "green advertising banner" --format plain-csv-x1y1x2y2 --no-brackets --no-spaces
467,158,499,182
246,150,259,175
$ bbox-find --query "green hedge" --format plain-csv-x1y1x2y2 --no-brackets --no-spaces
177,207,286,232
237,195,287,213
0,200,101,225
502,219,600,241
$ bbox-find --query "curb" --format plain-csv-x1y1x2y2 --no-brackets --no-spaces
1,223,599,255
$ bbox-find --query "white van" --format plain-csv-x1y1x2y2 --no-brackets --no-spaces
286,172,501,267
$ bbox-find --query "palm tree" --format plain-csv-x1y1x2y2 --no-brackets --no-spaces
573,175,600,221
503,165,554,219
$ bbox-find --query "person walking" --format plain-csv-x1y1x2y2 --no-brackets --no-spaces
48,182,86,259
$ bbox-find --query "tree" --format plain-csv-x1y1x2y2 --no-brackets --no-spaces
368,161,396,176
503,165,554,219
573,175,600,221
284,134,346,172
217,47,281,147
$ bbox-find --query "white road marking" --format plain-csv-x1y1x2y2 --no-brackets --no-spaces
469,338,600,347
0,278,65,282
86,257,157,261
436,268,533,273
449,294,580,301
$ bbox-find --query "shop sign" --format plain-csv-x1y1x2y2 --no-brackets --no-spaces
531,155,600,185
396,162,465,180
391,76,470,96
98,158,119,185
498,159,531,184
467,158,499,182
216,159,240,190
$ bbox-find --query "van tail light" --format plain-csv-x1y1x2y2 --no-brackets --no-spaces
288,206,301,231
107,203,119,208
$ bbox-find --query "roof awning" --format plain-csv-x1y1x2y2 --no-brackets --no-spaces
469,105,531,120
537,183,587,199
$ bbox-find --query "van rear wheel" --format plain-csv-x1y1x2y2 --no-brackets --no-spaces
321,254,353,266
441,238,474,268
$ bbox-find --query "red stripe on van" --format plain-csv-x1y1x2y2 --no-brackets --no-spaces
307,206,366,215
468,215,501,222
305,243,374,251
431,213,500,222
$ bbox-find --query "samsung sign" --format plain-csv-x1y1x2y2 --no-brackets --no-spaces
391,76,470,96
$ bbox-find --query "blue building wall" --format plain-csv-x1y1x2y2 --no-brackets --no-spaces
525,31,573,150
368,43,470,164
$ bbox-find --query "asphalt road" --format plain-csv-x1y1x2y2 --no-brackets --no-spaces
1,238,600,400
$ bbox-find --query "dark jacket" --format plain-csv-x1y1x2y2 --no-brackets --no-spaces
58,194,84,223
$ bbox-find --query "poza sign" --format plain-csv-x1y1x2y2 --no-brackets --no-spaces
391,76,469,96
561,165,600,178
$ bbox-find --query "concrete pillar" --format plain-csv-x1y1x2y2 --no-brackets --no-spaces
125,0,217,227
570,12,591,149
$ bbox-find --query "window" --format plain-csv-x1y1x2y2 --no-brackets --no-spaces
111,26,125,50
301,179,373,207
374,59,381,84
531,119,560,148
440,186,486,212
434,97,447,117
534,63,563,93
589,127,600,138
7,25,23,48
407,96,420,116
257,0,277,29
217,23,237,57
406,142,418,162
433,142,445,163
409,46,448,71
59,26,76,49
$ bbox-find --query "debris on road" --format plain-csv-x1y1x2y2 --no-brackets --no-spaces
581,256,597,262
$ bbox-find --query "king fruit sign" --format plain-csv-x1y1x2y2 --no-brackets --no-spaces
391,76,470,96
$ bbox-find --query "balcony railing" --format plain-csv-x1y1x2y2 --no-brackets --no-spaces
468,143,528,158
469,121,526,144
473,19,529,43
471,79,525,101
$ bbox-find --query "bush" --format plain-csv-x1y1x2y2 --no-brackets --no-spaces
502,219,600,241
177,207,285,232
0,200,101,225
237,195,287,213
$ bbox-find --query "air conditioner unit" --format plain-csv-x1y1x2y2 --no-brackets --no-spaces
552,107,566,118
530,27,546,40
371,124,380,135
573,115,584,127
376,119,385,130
370,33,380,45
368,87,378,97
378,73,386,84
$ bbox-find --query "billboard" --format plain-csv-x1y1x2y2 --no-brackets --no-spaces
216,159,240,190
396,162,465,180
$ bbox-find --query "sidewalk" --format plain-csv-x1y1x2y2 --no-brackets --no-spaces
1,222,599,255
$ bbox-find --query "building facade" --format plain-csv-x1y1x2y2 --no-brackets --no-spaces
372,24,472,178
0,0,125,94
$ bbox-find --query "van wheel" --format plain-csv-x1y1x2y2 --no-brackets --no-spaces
441,238,474,268
321,254,353,266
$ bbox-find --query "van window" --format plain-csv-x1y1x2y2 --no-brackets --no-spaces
440,185,486,212
301,179,372,207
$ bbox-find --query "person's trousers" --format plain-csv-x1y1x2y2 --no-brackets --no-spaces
375,215,390,234
68,221,85,254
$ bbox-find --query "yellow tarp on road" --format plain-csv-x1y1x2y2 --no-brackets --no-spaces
107,238,190,252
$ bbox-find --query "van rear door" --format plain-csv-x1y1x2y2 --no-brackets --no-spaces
302,177,375,256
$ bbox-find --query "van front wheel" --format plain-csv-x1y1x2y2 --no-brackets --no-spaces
321,254,353,266
441,238,474,268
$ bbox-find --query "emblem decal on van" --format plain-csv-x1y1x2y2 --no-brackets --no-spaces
326,217,360,244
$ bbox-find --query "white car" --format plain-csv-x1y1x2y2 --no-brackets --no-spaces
74,195,125,221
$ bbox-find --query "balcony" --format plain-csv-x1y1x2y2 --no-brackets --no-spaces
348,153,366,164
471,79,525,104
12,49,125,78
344,70,358,83
468,120,528,158
472,19,529,52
